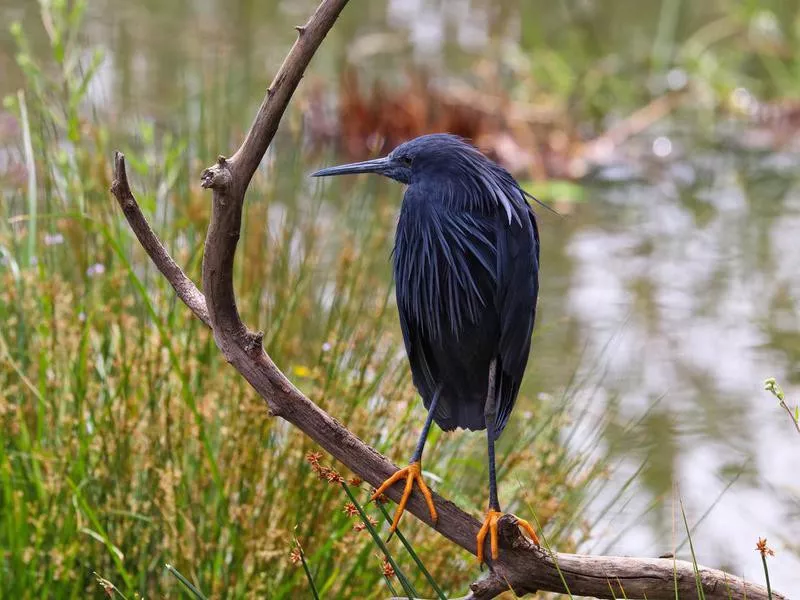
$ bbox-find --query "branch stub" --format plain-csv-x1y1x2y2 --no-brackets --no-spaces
200,162,233,191
245,331,265,356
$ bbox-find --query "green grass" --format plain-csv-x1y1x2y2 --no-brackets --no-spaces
166,563,210,600
0,3,599,598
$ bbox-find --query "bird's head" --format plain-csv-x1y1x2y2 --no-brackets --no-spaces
311,134,483,185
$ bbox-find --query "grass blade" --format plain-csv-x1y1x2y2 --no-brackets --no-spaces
340,481,417,599
67,478,134,592
376,501,446,599
679,496,706,600
761,554,772,600
17,90,37,267
165,563,209,600
293,537,321,600
756,538,774,600
521,499,573,598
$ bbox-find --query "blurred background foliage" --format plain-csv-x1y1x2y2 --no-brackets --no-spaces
1,0,799,598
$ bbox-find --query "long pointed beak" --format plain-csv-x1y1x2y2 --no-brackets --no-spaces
310,157,390,178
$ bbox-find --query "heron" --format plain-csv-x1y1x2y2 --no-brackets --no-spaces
311,133,541,563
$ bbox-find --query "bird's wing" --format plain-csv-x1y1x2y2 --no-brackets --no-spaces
393,195,446,411
394,192,499,425
495,205,539,434
394,183,537,433
397,303,438,406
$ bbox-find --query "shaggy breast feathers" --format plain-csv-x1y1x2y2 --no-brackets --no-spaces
393,174,539,434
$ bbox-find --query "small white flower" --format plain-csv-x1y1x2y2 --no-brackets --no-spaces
86,263,106,277
751,10,781,40
78,312,86,322
731,87,756,115
44,233,64,246
322,342,332,352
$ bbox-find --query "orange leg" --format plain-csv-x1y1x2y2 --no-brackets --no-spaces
476,509,540,563
371,462,438,532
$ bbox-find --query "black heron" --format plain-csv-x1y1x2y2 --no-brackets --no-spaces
311,133,541,563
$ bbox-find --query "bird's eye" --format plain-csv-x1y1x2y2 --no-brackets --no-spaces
398,156,413,167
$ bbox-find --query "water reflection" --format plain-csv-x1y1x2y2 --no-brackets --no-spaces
572,150,800,586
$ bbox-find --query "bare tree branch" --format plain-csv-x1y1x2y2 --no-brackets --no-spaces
109,1,787,598
110,152,211,328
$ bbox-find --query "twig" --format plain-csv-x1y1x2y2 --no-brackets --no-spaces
110,152,211,327
109,1,787,598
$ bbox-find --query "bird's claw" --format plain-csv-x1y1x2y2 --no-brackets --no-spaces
371,461,438,531
476,509,540,563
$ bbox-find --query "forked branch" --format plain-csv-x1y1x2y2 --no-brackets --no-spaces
109,1,785,598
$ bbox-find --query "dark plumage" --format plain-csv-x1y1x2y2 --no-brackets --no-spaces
311,133,542,561
314,134,539,434
390,135,539,435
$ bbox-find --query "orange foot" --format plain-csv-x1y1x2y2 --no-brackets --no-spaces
370,461,438,532
476,509,540,563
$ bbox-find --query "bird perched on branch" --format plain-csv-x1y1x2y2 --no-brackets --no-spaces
312,133,541,563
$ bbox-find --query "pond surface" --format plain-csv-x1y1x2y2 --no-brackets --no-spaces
2,0,799,593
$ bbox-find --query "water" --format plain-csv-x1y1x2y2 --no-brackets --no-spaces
2,0,799,593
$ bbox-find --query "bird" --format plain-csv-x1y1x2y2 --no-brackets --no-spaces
311,133,541,563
